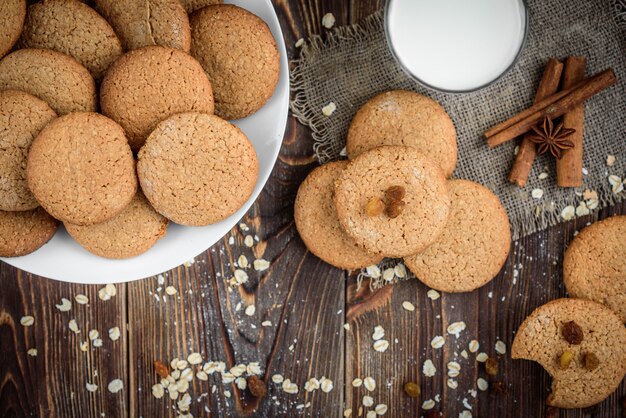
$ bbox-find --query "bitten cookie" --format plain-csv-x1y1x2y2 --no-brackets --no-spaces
564,215,626,322
65,192,168,259
181,0,221,13
0,208,59,257
137,112,258,226
295,161,383,270
19,0,123,81
0,0,25,59
0,90,57,211
334,146,450,258
404,179,511,293
95,0,191,52
27,112,137,225
511,298,626,409
100,46,214,152
0,48,97,115
190,5,280,120
347,90,458,177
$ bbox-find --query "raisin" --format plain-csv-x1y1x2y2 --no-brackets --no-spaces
558,351,574,370
385,185,406,203
365,197,385,217
153,360,170,379
583,352,600,371
485,357,499,376
561,321,583,345
403,381,421,398
386,200,405,218
247,375,267,398
545,406,560,418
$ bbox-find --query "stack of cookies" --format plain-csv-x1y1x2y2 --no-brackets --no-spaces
295,90,512,293
0,0,280,259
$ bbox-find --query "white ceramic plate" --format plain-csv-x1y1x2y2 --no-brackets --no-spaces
1,0,289,284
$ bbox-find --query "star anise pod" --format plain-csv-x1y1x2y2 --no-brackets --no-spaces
527,116,576,159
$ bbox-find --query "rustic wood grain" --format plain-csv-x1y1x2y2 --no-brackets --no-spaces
0,1,624,417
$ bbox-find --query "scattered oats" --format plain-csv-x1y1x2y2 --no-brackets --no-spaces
157,274,165,285
586,199,599,210
221,372,234,384
583,189,598,200
477,378,489,391
576,202,590,217
366,412,377,418
239,223,249,231
476,353,488,362
108,327,120,341
372,325,385,341
165,286,177,296
196,370,208,381
538,172,549,180
171,370,181,380
320,378,333,393
236,377,247,390
282,379,298,394
352,378,363,387
93,338,103,347
105,284,116,296
261,320,272,327
68,319,79,334
80,341,88,351
422,399,435,410
183,257,195,267
531,189,543,199
86,382,98,392
609,175,624,194
55,298,72,312
230,364,246,377
448,361,461,373
322,12,335,29
295,38,304,48
460,411,472,418
461,350,469,359
582,167,589,176
272,374,284,384
363,377,376,391
244,235,254,247
344,409,353,417
447,321,466,338
176,378,189,393
234,269,248,285
178,393,192,411
27,348,37,356
365,265,381,278
382,268,395,282
237,255,249,269
394,263,407,278
495,340,507,355
187,353,202,365
168,388,178,400
606,155,616,166
343,323,350,331
245,305,256,316
254,259,270,271
427,289,441,300
75,294,89,305
561,205,576,220
223,390,231,398
362,395,374,407
88,329,99,340
447,378,458,389
176,359,188,370
402,301,415,312
423,359,436,377
247,362,262,375
304,378,320,392
20,316,34,326
108,379,123,394
513,145,519,156
469,340,479,353
375,404,388,415
431,335,445,349
152,383,164,398
373,339,389,352
322,102,337,116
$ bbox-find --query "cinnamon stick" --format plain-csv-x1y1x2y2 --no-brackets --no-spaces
508,59,563,187
485,68,616,147
556,56,586,187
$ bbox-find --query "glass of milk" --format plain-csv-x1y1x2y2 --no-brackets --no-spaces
385,0,528,93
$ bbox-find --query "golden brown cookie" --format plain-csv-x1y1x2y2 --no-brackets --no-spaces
404,179,511,293
334,146,450,258
0,48,97,115
180,0,221,14
190,4,280,120
0,0,25,59
100,45,214,152
65,192,168,259
563,215,626,322
511,298,626,409
137,112,258,226
347,90,458,177
0,90,57,211
295,161,383,270
27,112,137,226
19,0,123,81
0,208,59,257
95,0,191,52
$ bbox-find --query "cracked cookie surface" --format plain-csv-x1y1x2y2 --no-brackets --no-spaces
0,0,25,59
0,208,59,257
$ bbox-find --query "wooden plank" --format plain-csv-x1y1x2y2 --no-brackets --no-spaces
0,264,128,417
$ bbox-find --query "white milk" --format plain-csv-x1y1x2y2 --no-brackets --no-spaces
386,0,526,92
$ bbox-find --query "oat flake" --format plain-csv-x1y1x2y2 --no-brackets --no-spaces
427,289,441,300
402,301,415,311
431,335,445,349
373,339,389,352
372,325,385,341
108,379,123,393
362,395,374,407
495,340,507,354
20,316,34,326
352,378,363,387
477,378,489,391
363,377,376,391
75,294,89,305
423,359,436,377
422,399,435,410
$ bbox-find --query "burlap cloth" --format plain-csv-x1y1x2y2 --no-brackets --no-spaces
291,0,626,243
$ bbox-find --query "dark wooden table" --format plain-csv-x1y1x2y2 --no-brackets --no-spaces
1,1,624,417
